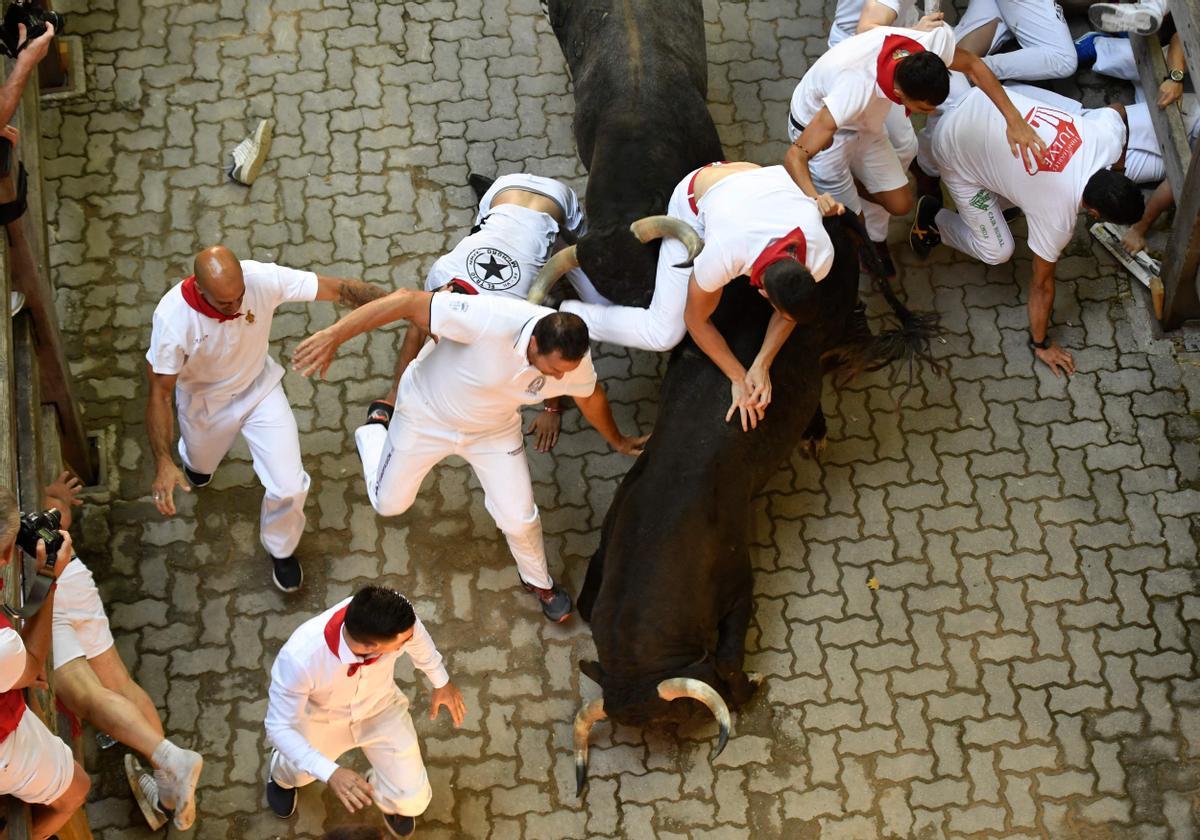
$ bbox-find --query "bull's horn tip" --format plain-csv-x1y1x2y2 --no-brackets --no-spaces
575,762,587,797
713,726,730,758
672,259,695,270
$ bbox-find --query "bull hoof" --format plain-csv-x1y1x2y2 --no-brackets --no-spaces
799,435,827,461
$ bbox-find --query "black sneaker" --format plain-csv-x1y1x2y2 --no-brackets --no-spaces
909,195,942,260
365,400,394,428
266,778,297,819
271,555,303,593
521,578,573,623
383,813,416,838
1002,206,1024,224
183,466,212,488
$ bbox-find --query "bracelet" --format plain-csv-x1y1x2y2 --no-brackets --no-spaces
1029,334,1051,350
543,406,562,414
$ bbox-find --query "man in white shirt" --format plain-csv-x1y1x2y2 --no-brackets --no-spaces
293,292,647,622
265,586,465,838
911,86,1144,376
785,23,1046,227
954,0,1077,82
558,162,835,432
38,472,203,831
145,245,388,592
0,487,90,840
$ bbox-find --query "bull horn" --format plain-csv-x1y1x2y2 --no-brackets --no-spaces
629,215,704,269
657,677,731,758
527,245,580,306
573,697,607,797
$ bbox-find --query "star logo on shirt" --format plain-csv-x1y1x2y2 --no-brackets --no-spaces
466,247,520,291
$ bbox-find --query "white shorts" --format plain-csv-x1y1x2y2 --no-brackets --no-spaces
52,558,115,667
800,128,910,215
477,173,586,236
0,710,75,804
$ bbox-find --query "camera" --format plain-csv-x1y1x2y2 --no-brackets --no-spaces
0,1,64,60
16,508,63,566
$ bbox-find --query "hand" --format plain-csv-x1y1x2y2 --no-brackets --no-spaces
44,471,83,511
1158,79,1184,109
816,193,844,217
525,409,561,453
744,362,773,412
914,12,945,30
293,327,343,379
614,432,650,456
1007,119,1049,172
35,530,72,579
152,463,190,516
0,125,18,148
328,767,374,813
1122,226,1148,254
429,682,467,727
17,22,55,65
725,380,764,432
1034,341,1075,377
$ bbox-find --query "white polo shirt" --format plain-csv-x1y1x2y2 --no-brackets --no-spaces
692,166,835,293
0,621,26,742
146,261,318,403
792,24,957,132
933,87,1125,262
265,598,449,784
425,205,560,299
829,0,917,47
403,294,599,435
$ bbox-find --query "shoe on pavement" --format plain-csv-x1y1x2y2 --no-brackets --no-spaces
521,577,573,622
183,466,212,488
909,195,942,260
383,813,417,838
366,400,394,428
125,755,168,831
1089,2,1161,35
230,118,274,186
151,742,203,831
272,555,303,593
266,778,297,819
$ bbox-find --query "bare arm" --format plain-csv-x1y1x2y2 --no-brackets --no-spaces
1029,255,1074,376
683,279,745,383
13,533,73,689
385,321,430,404
293,288,434,379
1123,179,1175,252
314,275,389,308
1159,33,1186,108
574,385,647,456
145,365,189,515
783,109,844,215
950,47,1048,170
0,25,55,130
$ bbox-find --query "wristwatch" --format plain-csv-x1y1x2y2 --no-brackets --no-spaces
1167,68,1185,83
1029,334,1052,350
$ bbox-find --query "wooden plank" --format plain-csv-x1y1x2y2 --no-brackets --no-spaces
12,315,43,508
1132,33,1191,194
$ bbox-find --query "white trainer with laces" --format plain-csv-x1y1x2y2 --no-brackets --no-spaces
230,118,274,185
1088,2,1162,35
124,754,168,831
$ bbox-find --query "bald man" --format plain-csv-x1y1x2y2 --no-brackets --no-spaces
145,247,387,591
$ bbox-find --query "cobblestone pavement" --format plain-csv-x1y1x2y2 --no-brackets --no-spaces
38,0,1200,837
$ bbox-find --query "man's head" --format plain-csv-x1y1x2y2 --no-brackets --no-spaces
528,312,590,379
0,487,16,567
193,245,246,317
894,53,950,114
342,586,417,656
1082,169,1145,225
759,260,819,326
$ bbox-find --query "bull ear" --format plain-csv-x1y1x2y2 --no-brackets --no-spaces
579,660,605,685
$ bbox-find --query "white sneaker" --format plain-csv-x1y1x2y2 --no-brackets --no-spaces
124,754,168,831
229,118,274,185
1088,2,1162,35
154,745,203,831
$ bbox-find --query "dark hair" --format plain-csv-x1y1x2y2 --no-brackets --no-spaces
894,52,950,106
1082,169,1145,225
532,311,590,361
343,586,416,644
761,260,819,325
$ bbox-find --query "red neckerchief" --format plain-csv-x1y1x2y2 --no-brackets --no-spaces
181,275,241,323
448,278,479,295
876,33,926,110
323,605,379,677
748,228,808,289
0,614,27,740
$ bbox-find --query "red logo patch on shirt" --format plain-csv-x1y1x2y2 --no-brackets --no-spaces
1023,106,1081,175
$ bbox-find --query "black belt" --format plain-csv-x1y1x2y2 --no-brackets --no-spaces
789,113,806,134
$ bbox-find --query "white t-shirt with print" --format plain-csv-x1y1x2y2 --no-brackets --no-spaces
933,87,1125,262
792,24,957,132
146,261,319,403
425,206,561,299
692,166,835,293
403,294,599,435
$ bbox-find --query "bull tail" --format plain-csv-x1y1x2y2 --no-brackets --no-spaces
827,213,944,388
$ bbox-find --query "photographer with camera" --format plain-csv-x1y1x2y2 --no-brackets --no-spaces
40,473,203,832
0,16,56,132
0,485,89,840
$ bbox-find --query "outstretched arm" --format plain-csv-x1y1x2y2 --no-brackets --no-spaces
950,48,1048,170
293,288,434,379
1028,255,1074,377
146,366,190,515
314,275,389,308
745,311,798,413
684,279,762,431
574,384,648,456
1123,179,1174,253
783,109,845,216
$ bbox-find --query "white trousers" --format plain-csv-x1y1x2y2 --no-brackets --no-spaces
355,398,552,589
270,700,431,817
177,381,309,558
1094,36,1139,80
559,170,699,352
956,0,1077,81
